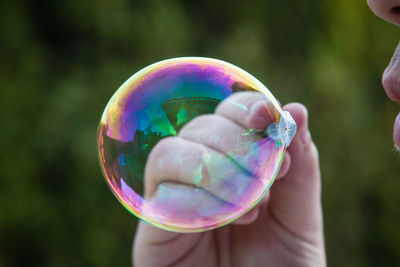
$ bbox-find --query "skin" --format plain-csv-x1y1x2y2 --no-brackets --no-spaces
134,92,326,267
133,2,400,265
367,0,400,149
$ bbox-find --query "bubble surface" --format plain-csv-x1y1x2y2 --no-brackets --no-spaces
98,57,295,232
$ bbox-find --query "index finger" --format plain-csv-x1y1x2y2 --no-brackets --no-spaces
215,91,280,130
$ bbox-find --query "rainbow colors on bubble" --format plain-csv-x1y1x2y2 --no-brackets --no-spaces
97,57,296,232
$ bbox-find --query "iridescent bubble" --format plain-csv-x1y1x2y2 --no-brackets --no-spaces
98,57,296,232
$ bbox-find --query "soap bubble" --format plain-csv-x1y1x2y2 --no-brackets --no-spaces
98,57,296,232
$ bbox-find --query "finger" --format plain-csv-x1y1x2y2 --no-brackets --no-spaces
178,113,263,156
213,91,286,181
144,136,211,197
178,113,277,180
215,91,279,130
144,136,261,205
268,103,323,242
148,183,238,228
145,91,279,199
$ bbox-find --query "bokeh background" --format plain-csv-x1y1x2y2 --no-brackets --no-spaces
1,0,399,266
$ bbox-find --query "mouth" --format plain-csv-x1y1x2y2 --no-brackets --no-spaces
382,42,400,149
391,6,400,15
394,113,400,149
382,42,400,103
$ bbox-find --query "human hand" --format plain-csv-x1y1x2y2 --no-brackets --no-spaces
133,92,326,267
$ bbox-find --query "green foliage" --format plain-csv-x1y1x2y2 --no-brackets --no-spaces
1,0,399,266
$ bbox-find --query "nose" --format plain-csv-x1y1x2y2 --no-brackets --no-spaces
367,0,400,26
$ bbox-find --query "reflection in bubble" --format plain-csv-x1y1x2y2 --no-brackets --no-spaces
98,57,294,232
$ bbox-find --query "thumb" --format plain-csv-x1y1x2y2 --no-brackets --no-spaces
268,103,323,241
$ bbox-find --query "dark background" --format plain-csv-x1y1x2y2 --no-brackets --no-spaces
1,0,399,266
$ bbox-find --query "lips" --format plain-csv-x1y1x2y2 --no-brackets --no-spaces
382,42,400,103
394,113,400,148
382,42,400,148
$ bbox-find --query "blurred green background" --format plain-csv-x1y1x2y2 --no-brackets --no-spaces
1,0,399,266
